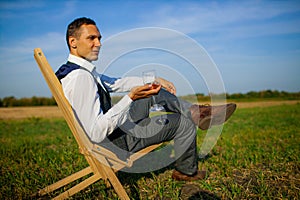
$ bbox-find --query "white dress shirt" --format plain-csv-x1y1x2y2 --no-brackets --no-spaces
60,54,144,143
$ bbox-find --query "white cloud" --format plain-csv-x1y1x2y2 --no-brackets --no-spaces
0,31,67,98
0,32,66,65
138,1,300,36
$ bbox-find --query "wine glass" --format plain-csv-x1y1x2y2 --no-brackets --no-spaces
142,70,164,112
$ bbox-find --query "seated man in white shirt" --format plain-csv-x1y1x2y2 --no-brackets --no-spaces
56,17,236,181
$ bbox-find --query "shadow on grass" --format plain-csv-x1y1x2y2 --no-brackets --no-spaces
117,164,221,200
180,183,221,200
118,165,173,199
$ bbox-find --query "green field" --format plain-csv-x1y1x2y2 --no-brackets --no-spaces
1,103,299,199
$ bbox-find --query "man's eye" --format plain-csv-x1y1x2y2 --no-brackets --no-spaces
87,35,101,41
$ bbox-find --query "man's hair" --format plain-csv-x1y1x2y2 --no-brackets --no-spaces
66,17,96,50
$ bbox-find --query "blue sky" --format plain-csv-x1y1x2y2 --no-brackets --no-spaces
0,0,300,98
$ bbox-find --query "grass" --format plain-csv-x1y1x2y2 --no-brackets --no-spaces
0,103,299,199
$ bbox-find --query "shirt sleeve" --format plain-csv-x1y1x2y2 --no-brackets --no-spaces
61,70,133,143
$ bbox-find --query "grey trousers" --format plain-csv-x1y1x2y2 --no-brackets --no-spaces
106,89,198,175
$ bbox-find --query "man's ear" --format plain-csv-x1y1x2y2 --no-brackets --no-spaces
69,36,77,49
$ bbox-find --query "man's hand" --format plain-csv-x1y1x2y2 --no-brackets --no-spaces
157,77,176,95
128,84,162,101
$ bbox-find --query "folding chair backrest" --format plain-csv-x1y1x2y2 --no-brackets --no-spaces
34,48,92,153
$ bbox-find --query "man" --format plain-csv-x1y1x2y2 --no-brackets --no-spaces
56,17,236,181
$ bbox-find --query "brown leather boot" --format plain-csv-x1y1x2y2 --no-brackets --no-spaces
172,169,207,181
190,103,236,130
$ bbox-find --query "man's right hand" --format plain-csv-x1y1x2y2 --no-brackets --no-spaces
128,84,162,101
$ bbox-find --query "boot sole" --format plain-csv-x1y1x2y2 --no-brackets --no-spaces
198,103,236,130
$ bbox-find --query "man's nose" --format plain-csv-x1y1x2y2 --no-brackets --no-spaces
95,38,101,47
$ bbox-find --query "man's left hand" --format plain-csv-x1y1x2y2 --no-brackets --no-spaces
157,77,176,95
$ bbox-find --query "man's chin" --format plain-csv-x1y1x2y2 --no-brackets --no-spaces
88,56,99,62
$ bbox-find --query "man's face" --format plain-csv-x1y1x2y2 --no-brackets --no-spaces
70,24,101,62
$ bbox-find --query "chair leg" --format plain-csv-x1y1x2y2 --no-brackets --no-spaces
96,155,130,200
53,173,101,200
92,158,112,188
39,166,93,196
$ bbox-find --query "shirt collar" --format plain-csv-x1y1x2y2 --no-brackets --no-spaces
68,54,96,72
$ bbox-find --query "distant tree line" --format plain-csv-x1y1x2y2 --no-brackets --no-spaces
0,96,57,107
0,90,299,107
180,90,300,103
225,90,300,100
205,90,300,102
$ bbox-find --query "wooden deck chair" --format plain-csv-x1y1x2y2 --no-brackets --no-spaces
34,48,162,200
